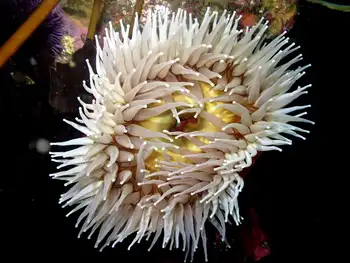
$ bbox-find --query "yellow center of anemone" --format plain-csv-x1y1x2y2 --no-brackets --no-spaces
139,82,240,178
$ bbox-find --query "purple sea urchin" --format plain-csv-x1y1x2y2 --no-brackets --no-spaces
50,8,313,261
0,0,64,57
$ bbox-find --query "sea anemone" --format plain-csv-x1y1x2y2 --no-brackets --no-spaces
50,7,314,261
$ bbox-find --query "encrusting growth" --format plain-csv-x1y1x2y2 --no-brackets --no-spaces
50,7,314,262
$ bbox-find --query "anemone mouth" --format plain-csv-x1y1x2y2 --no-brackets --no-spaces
50,7,313,262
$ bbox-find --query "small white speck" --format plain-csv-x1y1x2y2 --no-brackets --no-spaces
29,57,37,66
35,139,50,154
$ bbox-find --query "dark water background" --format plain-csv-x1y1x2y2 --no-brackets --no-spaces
0,1,346,262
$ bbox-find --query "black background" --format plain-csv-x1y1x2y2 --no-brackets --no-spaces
0,1,347,262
